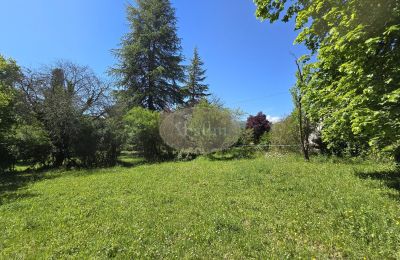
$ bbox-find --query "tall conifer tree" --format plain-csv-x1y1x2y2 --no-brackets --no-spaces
111,0,184,111
183,47,209,106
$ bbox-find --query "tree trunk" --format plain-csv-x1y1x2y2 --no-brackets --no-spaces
297,97,310,161
294,59,310,161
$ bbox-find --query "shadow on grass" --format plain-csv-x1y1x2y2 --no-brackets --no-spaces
117,157,147,168
0,155,149,205
0,167,60,205
355,169,400,200
206,147,258,161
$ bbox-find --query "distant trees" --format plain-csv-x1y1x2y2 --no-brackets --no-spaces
183,47,209,106
255,0,400,162
246,112,271,144
111,0,185,111
269,114,299,153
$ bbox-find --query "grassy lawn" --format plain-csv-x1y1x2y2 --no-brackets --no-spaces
1,154,399,258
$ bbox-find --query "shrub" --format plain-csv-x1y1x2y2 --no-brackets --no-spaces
72,117,124,167
124,107,174,161
14,124,52,166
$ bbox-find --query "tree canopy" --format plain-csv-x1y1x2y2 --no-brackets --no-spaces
0,55,21,172
183,47,209,106
246,112,271,144
111,0,185,111
255,0,400,161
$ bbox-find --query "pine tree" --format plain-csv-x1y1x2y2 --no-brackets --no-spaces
111,0,184,111
183,47,209,106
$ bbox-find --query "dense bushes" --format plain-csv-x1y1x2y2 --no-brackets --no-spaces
124,107,174,161
13,124,52,166
0,59,125,172
72,117,123,167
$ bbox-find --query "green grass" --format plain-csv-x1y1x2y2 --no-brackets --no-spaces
1,154,400,258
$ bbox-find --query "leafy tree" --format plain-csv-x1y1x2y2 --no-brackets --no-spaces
246,112,271,144
291,56,312,160
188,101,241,154
269,114,300,153
111,0,185,111
0,55,21,172
183,47,209,106
124,107,173,161
14,123,52,166
255,0,400,162
72,116,123,167
19,61,110,167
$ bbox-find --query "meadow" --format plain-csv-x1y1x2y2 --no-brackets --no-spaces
1,153,399,258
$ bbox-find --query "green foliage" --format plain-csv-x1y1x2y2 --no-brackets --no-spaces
0,55,21,173
188,101,241,154
111,0,185,110
14,124,52,166
18,61,115,168
236,128,255,145
1,155,399,258
258,131,271,146
43,76,81,166
72,117,123,167
183,47,209,105
207,146,258,160
124,107,173,161
255,0,400,162
269,114,300,153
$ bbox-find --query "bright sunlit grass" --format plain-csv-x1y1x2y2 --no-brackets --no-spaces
1,154,399,258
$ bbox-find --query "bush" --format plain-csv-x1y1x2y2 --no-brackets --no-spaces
14,124,52,166
72,116,124,167
0,141,15,173
124,107,174,161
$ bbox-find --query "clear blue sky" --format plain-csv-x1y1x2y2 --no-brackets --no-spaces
0,0,307,121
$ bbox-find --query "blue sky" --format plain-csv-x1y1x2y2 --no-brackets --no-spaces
0,0,307,121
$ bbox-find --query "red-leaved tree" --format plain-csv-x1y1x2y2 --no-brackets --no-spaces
246,112,271,144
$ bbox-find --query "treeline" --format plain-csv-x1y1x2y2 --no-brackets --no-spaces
255,0,400,162
1,0,399,173
0,0,211,172
0,59,123,171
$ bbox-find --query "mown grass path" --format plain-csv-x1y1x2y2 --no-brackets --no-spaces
1,155,399,258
